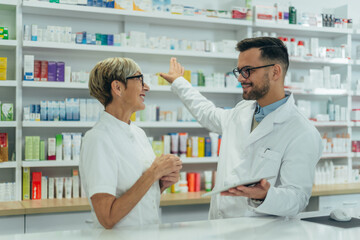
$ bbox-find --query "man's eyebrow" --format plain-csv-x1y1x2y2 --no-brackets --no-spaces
237,65,252,69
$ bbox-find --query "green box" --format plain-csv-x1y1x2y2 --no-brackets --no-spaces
23,167,30,200
33,136,40,161
25,136,33,160
40,140,45,161
1,103,13,121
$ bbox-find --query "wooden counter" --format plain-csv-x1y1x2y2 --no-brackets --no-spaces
21,198,91,214
160,191,210,206
311,183,360,196
0,201,25,216
1,184,360,216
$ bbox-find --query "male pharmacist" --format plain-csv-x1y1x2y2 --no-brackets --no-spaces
160,37,323,218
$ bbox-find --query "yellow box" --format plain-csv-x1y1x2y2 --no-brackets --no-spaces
198,137,205,157
0,57,7,69
115,0,132,10
23,167,31,200
0,68,6,80
133,0,152,11
184,70,191,83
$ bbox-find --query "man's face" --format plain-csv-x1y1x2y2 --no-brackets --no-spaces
236,48,271,101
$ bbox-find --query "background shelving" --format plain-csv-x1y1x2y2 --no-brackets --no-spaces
0,0,359,212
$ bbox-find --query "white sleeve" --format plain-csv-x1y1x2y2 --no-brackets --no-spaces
80,131,118,198
171,77,229,134
251,129,322,216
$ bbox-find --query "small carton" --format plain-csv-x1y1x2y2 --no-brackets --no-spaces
1,103,13,121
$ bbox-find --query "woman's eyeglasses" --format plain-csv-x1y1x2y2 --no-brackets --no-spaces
126,74,144,87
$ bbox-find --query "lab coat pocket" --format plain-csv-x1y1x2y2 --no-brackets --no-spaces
252,147,282,179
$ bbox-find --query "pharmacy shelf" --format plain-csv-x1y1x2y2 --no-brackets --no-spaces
352,122,360,127
253,22,352,38
150,85,243,94
182,157,218,164
21,82,244,94
22,160,79,168
22,81,88,89
23,41,238,60
289,88,348,96
0,40,17,50
0,121,17,127
321,153,350,159
351,152,360,158
0,0,17,6
22,121,203,128
351,29,360,40
21,1,251,31
135,121,202,128
289,56,350,66
312,121,350,127
0,80,17,87
0,161,17,169
22,121,95,128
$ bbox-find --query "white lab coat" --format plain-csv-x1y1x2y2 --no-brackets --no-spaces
171,77,322,218
80,111,160,228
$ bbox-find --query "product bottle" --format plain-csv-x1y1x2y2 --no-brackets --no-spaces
283,37,290,51
327,97,335,121
290,38,297,56
289,5,297,24
297,41,305,57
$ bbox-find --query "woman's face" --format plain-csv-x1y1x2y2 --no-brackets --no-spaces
121,72,149,112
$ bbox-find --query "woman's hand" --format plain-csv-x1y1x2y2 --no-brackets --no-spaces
160,57,185,84
160,171,180,192
151,154,182,180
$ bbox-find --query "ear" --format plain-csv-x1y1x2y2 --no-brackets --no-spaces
272,64,282,82
111,80,123,97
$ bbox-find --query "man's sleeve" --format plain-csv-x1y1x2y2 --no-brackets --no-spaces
171,77,229,134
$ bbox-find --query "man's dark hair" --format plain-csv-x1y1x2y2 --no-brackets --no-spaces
236,37,289,75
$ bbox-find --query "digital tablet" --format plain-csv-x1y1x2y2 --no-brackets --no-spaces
201,175,276,197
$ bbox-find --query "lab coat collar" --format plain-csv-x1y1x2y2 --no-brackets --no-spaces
100,111,134,138
244,92,294,147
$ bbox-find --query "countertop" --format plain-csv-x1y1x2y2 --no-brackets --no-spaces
1,212,360,240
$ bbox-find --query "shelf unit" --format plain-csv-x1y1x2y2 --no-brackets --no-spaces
0,161,17,169
0,121,17,127
1,0,359,206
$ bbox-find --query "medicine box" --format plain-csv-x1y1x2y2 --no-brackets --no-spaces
1,103,14,121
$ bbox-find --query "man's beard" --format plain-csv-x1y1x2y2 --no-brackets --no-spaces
242,75,270,100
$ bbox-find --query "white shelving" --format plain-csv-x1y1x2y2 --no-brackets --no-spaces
253,22,352,38
312,121,350,127
22,160,79,168
21,1,251,30
0,80,17,87
0,40,17,49
352,152,360,158
289,88,348,96
22,121,202,128
22,41,238,60
321,153,350,159
0,0,17,6
352,122,360,127
22,81,88,89
2,0,358,204
22,121,96,128
0,121,17,127
182,157,218,164
0,161,17,169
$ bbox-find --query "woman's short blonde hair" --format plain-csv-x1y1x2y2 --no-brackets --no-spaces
89,57,141,107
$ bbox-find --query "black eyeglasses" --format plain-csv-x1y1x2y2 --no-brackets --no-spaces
126,74,144,87
233,64,275,79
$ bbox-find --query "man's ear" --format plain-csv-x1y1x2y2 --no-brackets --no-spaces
272,64,282,81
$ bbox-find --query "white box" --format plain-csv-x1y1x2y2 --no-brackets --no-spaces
24,55,34,81
253,5,276,23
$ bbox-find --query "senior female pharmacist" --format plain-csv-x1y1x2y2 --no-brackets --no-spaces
80,57,182,229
